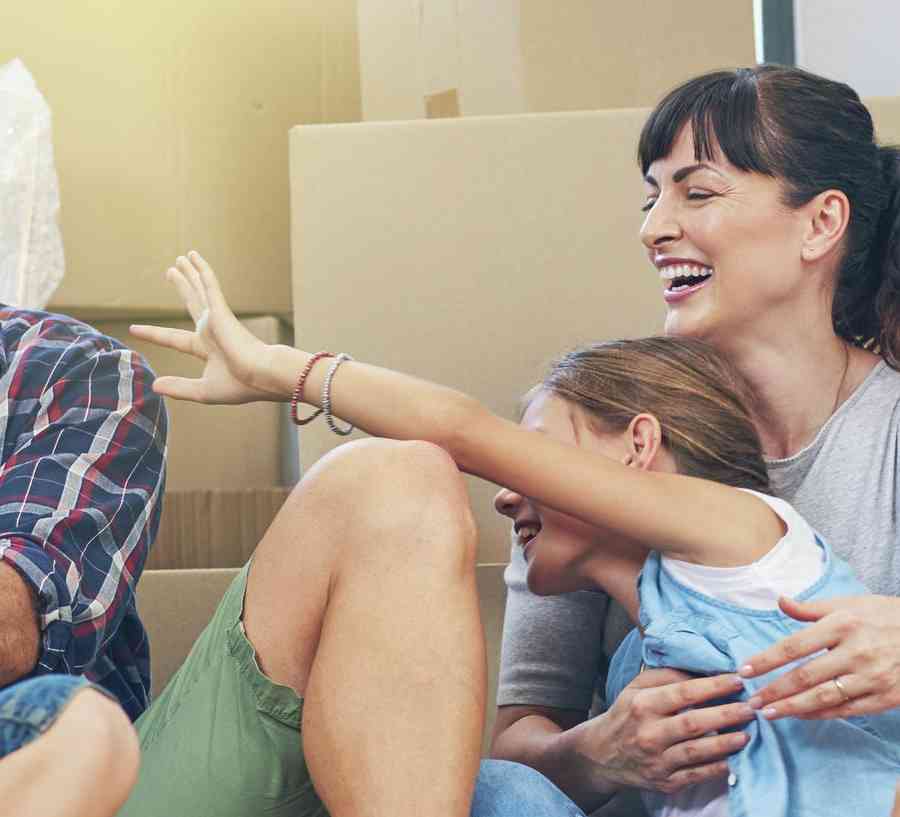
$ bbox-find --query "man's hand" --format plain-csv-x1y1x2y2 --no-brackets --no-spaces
739,595,900,719
0,561,39,686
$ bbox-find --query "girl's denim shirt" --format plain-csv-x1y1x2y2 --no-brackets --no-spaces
607,541,900,817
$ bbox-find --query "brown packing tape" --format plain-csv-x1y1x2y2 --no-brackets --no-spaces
425,88,461,119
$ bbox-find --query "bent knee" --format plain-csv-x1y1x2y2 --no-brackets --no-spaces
294,438,476,569
66,689,140,789
299,438,472,528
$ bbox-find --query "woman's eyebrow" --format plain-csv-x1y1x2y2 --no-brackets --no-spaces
644,163,722,187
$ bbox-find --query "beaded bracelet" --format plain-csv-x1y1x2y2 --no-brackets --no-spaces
290,351,334,426
321,353,355,436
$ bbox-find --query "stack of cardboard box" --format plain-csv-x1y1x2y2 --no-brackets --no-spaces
0,1,362,570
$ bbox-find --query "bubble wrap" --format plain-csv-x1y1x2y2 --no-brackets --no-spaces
0,59,64,309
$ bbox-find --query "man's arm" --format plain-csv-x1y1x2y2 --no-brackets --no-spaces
0,312,166,683
0,561,38,685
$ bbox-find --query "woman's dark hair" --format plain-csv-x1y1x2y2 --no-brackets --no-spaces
639,65,900,367
541,337,771,493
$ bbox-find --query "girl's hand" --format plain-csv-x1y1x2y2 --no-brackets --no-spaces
739,594,900,719
130,252,282,405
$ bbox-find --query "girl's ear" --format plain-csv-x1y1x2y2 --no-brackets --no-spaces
625,413,664,470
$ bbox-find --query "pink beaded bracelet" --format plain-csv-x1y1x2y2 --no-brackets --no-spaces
290,351,334,426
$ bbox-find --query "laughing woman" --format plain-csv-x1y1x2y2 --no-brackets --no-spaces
492,64,900,814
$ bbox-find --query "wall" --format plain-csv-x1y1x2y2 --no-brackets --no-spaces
0,1,361,319
795,0,900,97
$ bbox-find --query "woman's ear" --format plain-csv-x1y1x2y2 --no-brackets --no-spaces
800,189,850,264
625,413,663,470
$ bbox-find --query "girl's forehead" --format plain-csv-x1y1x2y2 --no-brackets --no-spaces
520,391,573,433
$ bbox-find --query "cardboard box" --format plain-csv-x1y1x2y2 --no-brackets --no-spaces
147,488,291,570
88,316,296,491
290,100,900,563
0,0,360,319
356,0,755,120
290,109,656,563
137,563,507,753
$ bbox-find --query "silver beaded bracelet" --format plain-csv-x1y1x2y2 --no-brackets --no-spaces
321,353,355,436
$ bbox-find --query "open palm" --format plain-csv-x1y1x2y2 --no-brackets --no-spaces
130,252,281,405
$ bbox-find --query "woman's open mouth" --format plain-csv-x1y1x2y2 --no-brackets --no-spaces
660,263,713,304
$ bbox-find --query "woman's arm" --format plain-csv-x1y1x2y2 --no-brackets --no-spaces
133,252,781,567
489,672,754,812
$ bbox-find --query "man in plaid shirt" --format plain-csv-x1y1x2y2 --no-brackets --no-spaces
0,306,167,816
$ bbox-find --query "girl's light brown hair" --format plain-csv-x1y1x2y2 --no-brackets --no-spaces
541,337,770,492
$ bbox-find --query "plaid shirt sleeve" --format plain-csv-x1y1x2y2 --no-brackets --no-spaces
0,312,167,678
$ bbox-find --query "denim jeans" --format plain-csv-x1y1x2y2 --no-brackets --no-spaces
471,759,587,817
0,674,92,759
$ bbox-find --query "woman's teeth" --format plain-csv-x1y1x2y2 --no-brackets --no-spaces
660,264,714,291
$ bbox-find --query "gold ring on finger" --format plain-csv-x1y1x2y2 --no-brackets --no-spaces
833,676,851,703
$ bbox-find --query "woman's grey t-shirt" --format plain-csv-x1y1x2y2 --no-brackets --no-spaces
497,360,900,712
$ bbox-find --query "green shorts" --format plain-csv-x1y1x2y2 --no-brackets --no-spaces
119,562,329,817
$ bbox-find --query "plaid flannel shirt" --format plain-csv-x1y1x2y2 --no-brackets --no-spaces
0,308,166,720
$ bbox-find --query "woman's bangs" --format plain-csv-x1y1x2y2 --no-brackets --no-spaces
638,70,774,177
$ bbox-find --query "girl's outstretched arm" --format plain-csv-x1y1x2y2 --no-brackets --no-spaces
132,252,781,566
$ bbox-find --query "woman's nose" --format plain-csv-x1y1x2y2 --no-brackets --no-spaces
493,487,522,519
639,195,682,250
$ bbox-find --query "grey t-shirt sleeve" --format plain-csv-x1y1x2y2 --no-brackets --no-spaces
497,540,610,712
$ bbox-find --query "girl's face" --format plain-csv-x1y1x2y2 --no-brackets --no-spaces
639,126,811,348
493,390,647,596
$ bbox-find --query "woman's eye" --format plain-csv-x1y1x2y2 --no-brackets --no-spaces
641,199,657,213
687,190,714,201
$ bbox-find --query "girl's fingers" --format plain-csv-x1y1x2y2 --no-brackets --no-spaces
175,254,208,310
745,650,848,710
130,324,206,359
753,672,866,720
151,376,210,403
188,250,231,315
166,266,205,324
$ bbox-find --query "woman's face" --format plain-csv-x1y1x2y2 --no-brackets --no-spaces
493,390,639,596
640,125,810,346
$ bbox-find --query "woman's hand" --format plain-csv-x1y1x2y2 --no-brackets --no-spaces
130,252,282,405
739,594,900,719
584,669,752,794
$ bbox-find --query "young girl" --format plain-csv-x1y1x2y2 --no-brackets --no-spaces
133,251,900,816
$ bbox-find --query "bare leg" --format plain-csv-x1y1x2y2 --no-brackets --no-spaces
0,688,139,817
243,438,486,817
